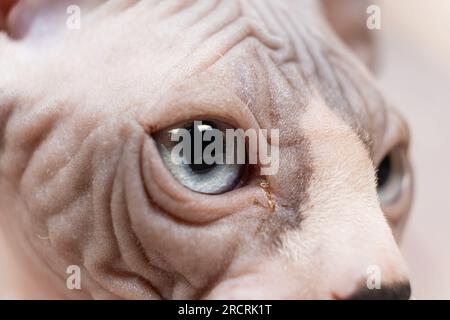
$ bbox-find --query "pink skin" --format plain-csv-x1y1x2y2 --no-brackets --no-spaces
0,0,412,299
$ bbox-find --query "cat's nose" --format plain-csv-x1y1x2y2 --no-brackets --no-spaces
345,281,411,300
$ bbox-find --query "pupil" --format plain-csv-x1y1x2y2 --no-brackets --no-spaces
188,121,217,173
377,155,391,189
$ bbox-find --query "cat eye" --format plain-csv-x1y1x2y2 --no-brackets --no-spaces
376,147,406,205
154,120,247,195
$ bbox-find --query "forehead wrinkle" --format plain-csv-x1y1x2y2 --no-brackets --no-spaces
204,2,313,138
295,19,388,154
292,27,374,146
326,44,389,152
238,0,384,154
137,0,380,150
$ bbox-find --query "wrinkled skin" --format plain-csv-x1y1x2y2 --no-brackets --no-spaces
0,0,412,299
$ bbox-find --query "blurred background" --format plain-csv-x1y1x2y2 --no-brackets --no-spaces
377,0,450,299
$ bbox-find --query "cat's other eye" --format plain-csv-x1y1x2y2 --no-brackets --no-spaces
376,147,407,205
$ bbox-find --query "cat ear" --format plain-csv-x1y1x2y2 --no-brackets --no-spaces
321,0,378,70
0,0,17,32
0,0,17,15
3,0,65,40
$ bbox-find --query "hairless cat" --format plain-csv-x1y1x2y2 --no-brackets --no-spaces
0,0,412,299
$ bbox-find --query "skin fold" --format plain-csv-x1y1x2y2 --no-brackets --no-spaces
0,0,412,299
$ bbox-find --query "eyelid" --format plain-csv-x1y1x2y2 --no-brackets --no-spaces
138,84,260,135
375,109,410,165
137,85,269,223
376,145,413,229
141,137,264,224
